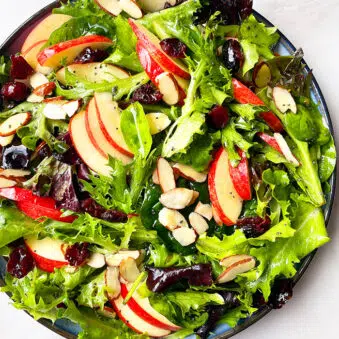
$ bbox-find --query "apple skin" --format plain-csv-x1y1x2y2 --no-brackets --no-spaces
120,283,181,332
229,149,252,201
129,19,190,79
94,92,134,158
37,35,113,68
69,110,112,176
21,14,72,54
232,78,284,133
257,132,282,153
136,41,185,105
85,97,132,165
208,147,243,226
110,295,171,337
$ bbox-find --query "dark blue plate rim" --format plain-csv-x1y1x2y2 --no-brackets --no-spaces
0,3,336,339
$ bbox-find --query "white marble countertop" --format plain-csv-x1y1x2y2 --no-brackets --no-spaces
0,1,338,338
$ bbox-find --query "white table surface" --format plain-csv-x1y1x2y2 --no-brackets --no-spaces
0,0,338,338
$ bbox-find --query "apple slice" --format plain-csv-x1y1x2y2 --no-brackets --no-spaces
0,135,14,147
158,207,188,231
95,92,134,157
95,0,123,16
111,294,171,337
194,202,213,221
105,250,140,267
25,237,68,273
208,148,243,226
172,163,207,183
217,256,256,284
129,19,190,79
22,40,53,74
159,188,194,210
0,113,31,137
69,110,111,176
257,132,282,153
0,177,17,188
21,14,72,54
138,0,176,12
172,227,196,246
229,150,252,201
37,35,113,68
120,257,140,283
119,0,143,18
146,113,171,135
120,283,181,332
274,133,299,166
85,97,133,165
56,62,129,85
105,266,121,299
87,252,106,269
273,86,297,114
157,157,176,193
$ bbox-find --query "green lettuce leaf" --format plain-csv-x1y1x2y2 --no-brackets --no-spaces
120,102,152,158
319,136,336,183
0,55,10,84
53,0,103,17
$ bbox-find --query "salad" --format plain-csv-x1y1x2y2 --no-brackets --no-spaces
0,0,336,338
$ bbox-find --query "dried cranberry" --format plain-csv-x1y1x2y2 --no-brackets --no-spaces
206,105,229,129
2,145,31,169
65,243,90,267
237,216,271,238
80,198,128,223
222,39,244,73
269,279,293,309
131,84,163,105
1,81,29,102
252,291,267,308
74,47,109,64
10,55,34,80
7,245,35,279
160,38,187,58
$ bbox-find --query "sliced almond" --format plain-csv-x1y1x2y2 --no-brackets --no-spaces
217,257,256,284
0,169,30,177
87,252,106,269
33,82,56,97
188,190,199,206
43,102,67,120
159,188,194,210
152,168,160,185
63,100,80,118
119,0,143,18
156,72,180,106
220,254,254,268
159,207,188,231
172,163,207,183
119,257,140,283
105,250,140,267
274,133,299,166
157,157,176,193
146,113,171,135
105,266,121,299
0,113,32,137
189,212,209,235
29,72,49,89
27,93,44,103
273,86,297,114
0,135,14,147
172,227,196,247
194,202,213,221
0,177,17,188
43,96,64,103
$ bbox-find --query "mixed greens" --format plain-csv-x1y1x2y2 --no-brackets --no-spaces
0,0,336,338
